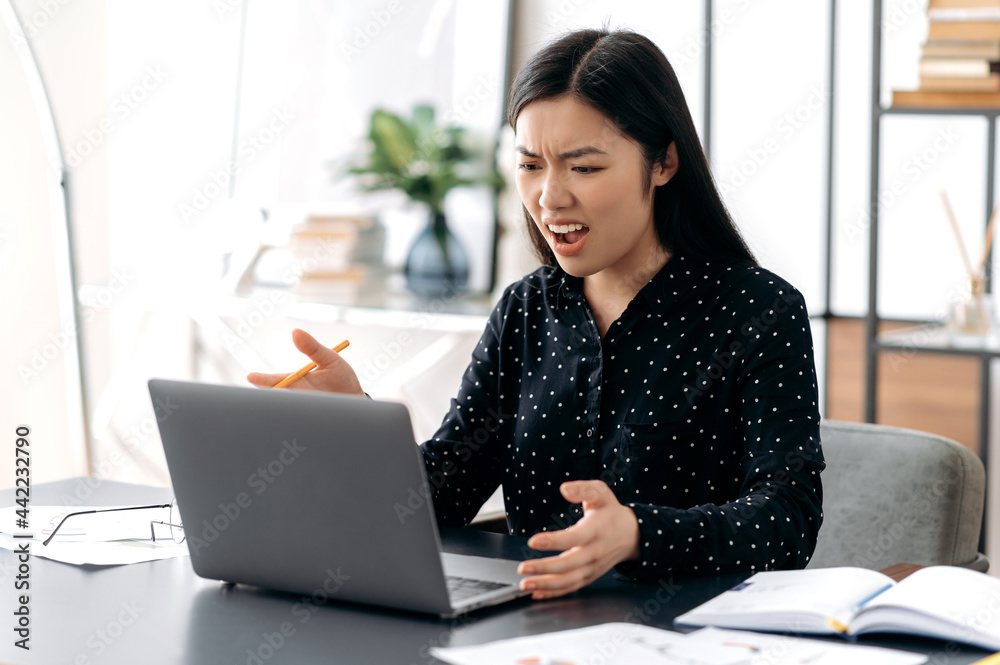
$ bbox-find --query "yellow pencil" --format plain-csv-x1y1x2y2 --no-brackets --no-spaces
273,339,349,388
824,616,850,635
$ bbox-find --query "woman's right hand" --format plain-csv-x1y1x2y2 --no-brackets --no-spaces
247,328,366,396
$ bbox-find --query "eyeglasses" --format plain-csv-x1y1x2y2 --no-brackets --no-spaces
42,499,185,546
149,499,185,544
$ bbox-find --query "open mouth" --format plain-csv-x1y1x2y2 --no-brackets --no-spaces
548,223,590,246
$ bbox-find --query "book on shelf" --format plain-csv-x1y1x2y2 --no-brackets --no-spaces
929,0,1000,9
928,19,1000,40
285,213,388,303
236,207,389,299
929,7,1000,21
919,56,1000,77
674,566,1000,651
922,5,1000,90
892,88,1000,107
922,39,1000,59
919,73,1000,91
286,213,386,270
290,265,388,303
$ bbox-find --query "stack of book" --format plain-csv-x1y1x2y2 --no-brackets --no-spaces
894,0,1000,108
286,212,388,303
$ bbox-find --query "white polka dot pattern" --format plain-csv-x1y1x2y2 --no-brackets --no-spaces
420,256,825,578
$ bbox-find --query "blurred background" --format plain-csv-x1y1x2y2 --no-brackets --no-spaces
4,0,998,558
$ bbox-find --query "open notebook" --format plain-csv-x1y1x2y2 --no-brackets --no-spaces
675,565,1000,651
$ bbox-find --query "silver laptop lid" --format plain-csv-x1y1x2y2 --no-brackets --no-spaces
149,379,454,616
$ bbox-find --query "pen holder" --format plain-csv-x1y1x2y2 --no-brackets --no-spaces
946,291,996,348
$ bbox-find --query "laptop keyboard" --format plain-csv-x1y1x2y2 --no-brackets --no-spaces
446,575,511,601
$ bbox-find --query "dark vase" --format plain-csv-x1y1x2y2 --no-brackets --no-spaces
404,209,469,298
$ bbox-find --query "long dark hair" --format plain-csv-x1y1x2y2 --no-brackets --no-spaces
507,28,757,267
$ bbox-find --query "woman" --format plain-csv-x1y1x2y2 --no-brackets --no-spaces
248,28,824,601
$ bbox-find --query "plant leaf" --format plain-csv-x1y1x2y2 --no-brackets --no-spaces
370,110,417,173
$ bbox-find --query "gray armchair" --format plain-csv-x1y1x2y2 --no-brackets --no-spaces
807,420,988,572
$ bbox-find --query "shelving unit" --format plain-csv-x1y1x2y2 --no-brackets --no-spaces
863,0,1000,551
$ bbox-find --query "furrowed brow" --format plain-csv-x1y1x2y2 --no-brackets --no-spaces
558,146,606,159
515,145,607,160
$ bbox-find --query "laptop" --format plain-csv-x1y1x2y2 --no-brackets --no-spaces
148,378,528,618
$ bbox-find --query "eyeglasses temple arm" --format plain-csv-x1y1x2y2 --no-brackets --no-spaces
41,503,171,546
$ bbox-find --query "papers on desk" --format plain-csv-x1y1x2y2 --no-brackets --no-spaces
0,505,189,566
430,624,929,665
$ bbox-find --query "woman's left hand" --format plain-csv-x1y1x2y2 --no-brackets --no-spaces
517,480,641,600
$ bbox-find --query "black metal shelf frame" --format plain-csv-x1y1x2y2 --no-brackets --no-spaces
863,0,1000,552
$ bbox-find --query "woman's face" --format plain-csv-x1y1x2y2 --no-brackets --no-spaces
514,95,677,281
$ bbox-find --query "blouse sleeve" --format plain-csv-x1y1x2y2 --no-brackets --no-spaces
617,285,824,579
418,290,510,528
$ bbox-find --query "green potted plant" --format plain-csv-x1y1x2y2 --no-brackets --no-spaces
346,104,501,297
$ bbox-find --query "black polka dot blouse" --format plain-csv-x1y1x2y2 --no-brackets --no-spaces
420,255,825,579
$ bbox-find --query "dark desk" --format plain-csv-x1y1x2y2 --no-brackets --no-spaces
0,480,989,664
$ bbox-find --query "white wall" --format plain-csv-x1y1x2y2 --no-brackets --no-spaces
712,0,829,311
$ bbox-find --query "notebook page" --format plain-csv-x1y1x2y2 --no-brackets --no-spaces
675,567,895,633
853,566,1000,649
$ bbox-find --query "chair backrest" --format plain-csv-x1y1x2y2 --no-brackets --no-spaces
808,420,988,572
